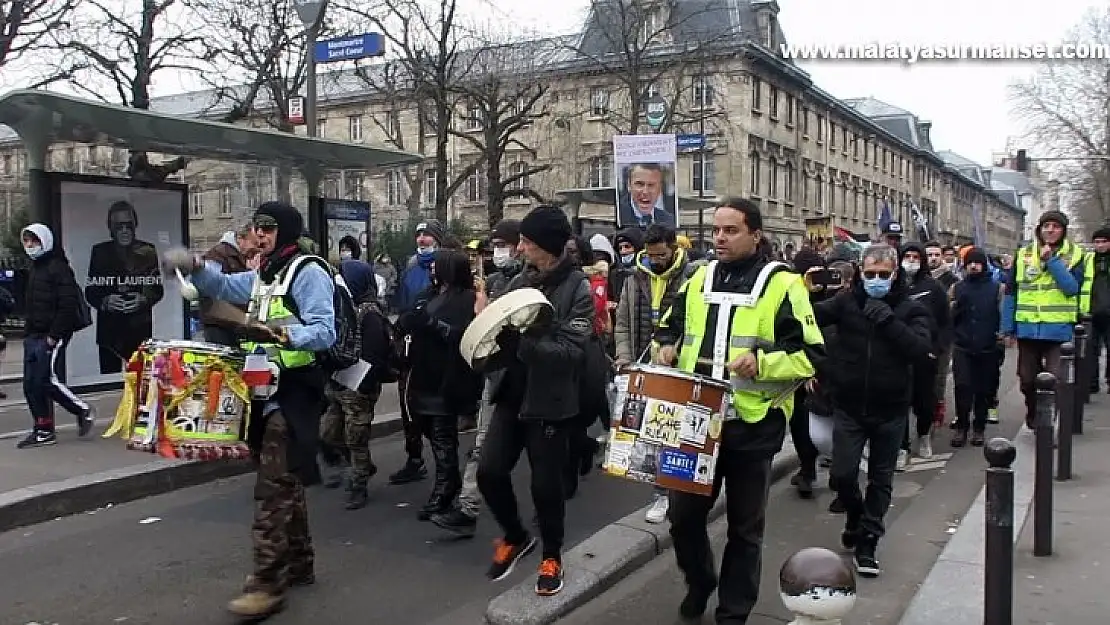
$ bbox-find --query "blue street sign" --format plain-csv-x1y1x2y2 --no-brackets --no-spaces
676,133,706,149
314,33,385,63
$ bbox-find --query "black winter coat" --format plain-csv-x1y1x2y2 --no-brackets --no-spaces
398,286,482,416
904,271,951,350
813,279,934,420
24,249,80,340
951,272,1002,354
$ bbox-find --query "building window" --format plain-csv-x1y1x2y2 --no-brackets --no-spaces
829,122,837,150
751,77,762,111
784,163,795,202
816,115,825,142
882,148,888,173
386,112,401,140
749,153,761,194
768,160,779,198
348,115,363,142
815,176,823,209
841,127,848,151
346,171,365,201
853,135,860,159
465,100,481,130
317,118,327,137
190,191,203,219
219,186,232,216
692,75,713,109
692,153,714,193
66,147,76,171
465,166,485,203
769,86,779,117
828,178,836,211
385,170,403,205
508,161,528,191
587,156,611,188
590,87,609,116
639,6,662,45
802,107,809,134
422,168,437,208
786,95,795,125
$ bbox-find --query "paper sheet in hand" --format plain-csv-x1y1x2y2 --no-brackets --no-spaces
332,360,372,390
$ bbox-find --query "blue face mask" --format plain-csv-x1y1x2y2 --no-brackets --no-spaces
863,277,892,298
621,253,635,266
417,245,436,265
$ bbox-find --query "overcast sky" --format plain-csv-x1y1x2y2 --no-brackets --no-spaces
2,0,1102,167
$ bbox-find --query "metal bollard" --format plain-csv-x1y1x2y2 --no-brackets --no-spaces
1033,371,1055,557
984,437,1017,625
1081,314,1094,405
1073,324,1087,434
1057,342,1075,481
779,547,856,625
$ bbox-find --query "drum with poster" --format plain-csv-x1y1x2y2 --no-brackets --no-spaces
603,364,731,496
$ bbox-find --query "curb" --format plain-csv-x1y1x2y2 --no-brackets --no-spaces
484,450,800,625
896,425,1036,625
0,416,404,534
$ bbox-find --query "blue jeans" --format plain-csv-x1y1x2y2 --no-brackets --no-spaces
23,335,88,430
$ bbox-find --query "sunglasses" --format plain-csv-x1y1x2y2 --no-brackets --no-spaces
862,270,893,280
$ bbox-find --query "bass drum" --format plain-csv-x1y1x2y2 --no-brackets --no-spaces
459,287,552,370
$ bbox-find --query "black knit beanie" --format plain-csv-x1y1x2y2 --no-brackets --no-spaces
1093,226,1110,241
520,205,572,257
965,247,990,269
254,201,303,248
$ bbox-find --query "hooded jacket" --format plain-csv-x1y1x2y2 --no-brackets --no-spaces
951,252,1003,354
899,241,951,350
338,235,362,260
21,224,81,340
339,259,391,394
614,247,692,363
1001,213,1086,342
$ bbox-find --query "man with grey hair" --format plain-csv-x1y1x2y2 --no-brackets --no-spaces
806,243,933,578
199,222,258,346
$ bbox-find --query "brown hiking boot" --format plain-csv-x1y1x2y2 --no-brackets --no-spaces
227,590,285,618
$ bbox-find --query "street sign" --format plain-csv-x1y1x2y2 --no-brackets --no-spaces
676,133,705,150
288,97,305,125
644,93,667,129
314,33,385,63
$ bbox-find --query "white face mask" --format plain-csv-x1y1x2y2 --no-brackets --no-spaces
24,244,44,259
417,245,437,256
901,260,920,276
340,250,352,260
492,247,513,268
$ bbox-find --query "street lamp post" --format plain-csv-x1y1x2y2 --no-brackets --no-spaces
293,0,327,244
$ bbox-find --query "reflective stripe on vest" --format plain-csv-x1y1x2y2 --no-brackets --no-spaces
241,260,316,370
676,262,797,423
1014,241,1088,325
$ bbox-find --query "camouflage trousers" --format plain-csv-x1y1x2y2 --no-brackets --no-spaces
320,382,379,490
251,411,313,594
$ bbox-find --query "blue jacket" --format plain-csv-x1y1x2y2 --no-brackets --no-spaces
1001,247,1084,343
394,255,433,313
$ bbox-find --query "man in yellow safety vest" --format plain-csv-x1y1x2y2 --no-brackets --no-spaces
1001,210,1091,428
653,197,825,623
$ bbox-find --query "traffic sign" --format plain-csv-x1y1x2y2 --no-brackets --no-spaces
676,133,705,149
644,93,667,129
314,33,385,63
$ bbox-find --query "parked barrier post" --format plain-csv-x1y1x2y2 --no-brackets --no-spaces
1073,324,1088,434
984,437,1017,625
1057,342,1075,481
1033,372,1055,557
1081,314,1094,405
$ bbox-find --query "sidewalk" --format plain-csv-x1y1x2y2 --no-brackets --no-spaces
1012,397,1110,624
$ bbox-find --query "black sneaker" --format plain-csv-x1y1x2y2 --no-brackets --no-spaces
678,584,715,619
487,535,537,581
791,471,815,499
828,497,846,514
855,539,881,578
388,459,427,485
344,488,368,510
77,407,96,438
535,558,564,596
17,430,56,449
841,513,860,550
430,507,478,538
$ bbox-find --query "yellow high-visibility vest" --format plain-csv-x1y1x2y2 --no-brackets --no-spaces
241,256,318,370
1014,240,1090,325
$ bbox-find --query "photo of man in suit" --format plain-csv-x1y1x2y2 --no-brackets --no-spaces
617,163,677,229
85,200,164,374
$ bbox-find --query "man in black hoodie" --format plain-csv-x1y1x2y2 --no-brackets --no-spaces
949,248,1003,447
787,248,830,498
810,243,933,578
1087,227,1110,392
898,241,950,468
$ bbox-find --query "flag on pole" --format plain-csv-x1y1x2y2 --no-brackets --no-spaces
971,198,985,246
909,202,930,240
877,198,893,235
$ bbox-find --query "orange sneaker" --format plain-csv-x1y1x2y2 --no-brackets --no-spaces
486,535,537,581
535,558,564,596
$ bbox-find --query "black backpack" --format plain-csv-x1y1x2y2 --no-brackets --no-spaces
280,255,361,371
358,302,406,384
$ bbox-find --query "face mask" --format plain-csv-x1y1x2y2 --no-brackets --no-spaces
23,244,44,259
901,260,919,276
492,247,513,268
863,277,892,299
340,250,352,260
621,253,635,266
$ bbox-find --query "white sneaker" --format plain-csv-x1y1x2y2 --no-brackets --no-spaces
645,493,669,524
916,435,933,460
896,449,911,472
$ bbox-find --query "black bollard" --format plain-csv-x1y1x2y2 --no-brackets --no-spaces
1057,343,1075,481
1081,314,1094,404
1073,324,1087,434
984,437,1017,625
1033,371,1055,557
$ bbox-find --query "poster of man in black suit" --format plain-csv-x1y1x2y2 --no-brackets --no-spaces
85,201,164,373
617,163,677,229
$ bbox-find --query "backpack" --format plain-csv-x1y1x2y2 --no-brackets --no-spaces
278,255,361,371
359,302,406,384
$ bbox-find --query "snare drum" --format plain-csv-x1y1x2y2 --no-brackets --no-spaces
603,364,731,496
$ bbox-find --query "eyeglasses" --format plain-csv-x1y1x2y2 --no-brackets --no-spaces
254,224,278,233
862,270,893,280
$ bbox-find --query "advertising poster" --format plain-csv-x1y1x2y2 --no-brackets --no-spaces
324,199,371,263
54,176,188,388
613,134,678,229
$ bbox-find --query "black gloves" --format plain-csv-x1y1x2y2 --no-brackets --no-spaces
862,298,894,326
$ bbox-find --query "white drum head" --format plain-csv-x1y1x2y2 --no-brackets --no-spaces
460,288,553,369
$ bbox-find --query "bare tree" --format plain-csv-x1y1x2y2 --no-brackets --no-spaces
1010,7,1110,227
0,0,79,77
450,35,553,227
338,0,477,223
563,0,738,135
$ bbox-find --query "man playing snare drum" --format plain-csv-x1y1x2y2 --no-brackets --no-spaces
654,197,825,624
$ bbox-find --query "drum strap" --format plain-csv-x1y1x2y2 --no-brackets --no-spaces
701,260,788,380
